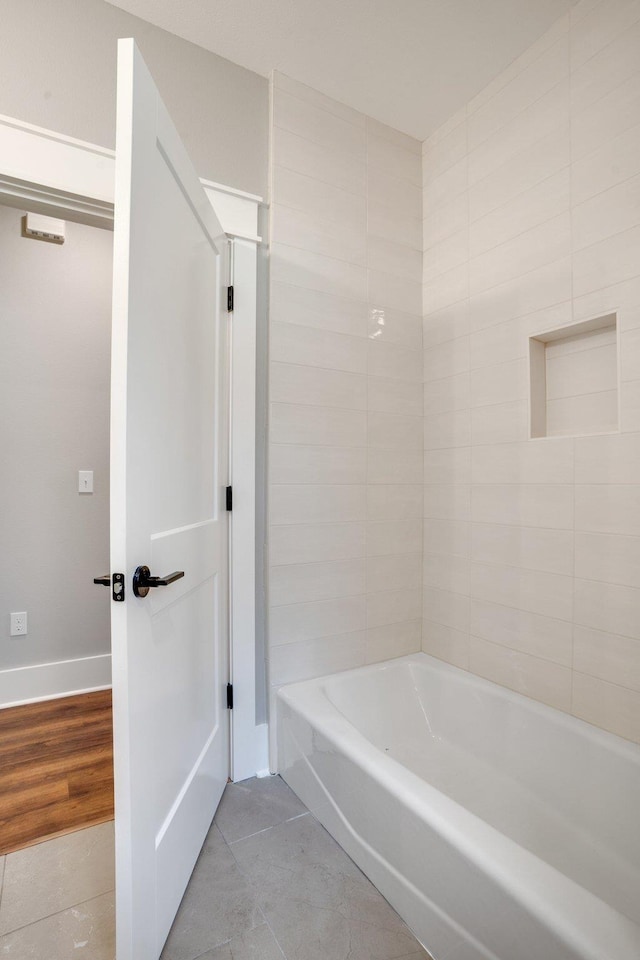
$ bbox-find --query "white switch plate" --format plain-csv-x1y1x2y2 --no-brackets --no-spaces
10,612,27,636
78,470,94,493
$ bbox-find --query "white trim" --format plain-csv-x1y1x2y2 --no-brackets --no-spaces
229,239,264,782
0,113,267,779
0,112,114,206
0,654,112,709
254,724,271,778
0,174,113,228
202,184,262,243
200,177,263,203
0,114,264,240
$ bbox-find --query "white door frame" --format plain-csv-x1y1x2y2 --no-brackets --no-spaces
0,112,267,782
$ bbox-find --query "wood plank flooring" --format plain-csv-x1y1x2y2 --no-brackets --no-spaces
0,690,114,854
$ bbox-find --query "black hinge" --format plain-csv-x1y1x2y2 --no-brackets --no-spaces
227,286,234,312
226,683,234,709
226,485,233,511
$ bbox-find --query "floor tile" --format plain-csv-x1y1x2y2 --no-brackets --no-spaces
395,954,433,959
196,922,285,959
0,892,114,960
230,810,428,956
0,821,115,935
0,775,430,960
161,823,263,960
214,775,307,844
259,902,431,960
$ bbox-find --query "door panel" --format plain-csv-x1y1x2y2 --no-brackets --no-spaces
110,39,229,960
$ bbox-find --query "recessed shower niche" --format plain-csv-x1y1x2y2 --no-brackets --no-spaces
529,313,619,439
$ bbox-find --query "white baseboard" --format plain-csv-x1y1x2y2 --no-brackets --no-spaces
0,653,112,708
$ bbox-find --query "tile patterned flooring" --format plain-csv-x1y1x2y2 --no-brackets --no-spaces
0,820,115,958
0,776,432,960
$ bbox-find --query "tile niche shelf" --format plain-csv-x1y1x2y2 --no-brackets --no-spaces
529,313,619,439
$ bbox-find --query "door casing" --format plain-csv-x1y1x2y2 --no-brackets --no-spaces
0,110,268,783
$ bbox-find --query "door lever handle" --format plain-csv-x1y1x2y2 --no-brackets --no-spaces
133,565,185,598
93,575,111,586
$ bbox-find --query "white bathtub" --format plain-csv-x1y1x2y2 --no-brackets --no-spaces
277,652,640,960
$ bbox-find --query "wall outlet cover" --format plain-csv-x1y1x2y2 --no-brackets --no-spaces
10,612,27,636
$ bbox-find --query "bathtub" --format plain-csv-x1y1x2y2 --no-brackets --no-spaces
277,652,640,960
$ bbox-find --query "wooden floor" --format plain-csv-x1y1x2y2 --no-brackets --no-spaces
0,690,114,855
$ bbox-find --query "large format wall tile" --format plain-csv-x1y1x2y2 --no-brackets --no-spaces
267,6,640,748
422,0,640,744
268,76,423,721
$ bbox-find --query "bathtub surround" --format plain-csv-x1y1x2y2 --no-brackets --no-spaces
422,0,640,745
268,74,423,703
268,0,640,752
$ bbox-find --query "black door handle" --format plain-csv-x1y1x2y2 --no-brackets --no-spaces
94,575,111,586
133,565,185,598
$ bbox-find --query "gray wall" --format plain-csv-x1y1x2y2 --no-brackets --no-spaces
0,0,269,197
0,205,113,670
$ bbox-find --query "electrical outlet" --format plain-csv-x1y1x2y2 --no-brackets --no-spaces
10,612,27,636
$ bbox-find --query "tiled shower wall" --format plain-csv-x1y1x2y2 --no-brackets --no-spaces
268,73,423,697
422,0,640,744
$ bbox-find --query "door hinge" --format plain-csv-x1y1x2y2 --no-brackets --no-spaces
226,485,233,511
227,286,234,312
226,683,234,709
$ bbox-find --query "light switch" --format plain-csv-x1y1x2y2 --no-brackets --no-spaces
78,470,94,494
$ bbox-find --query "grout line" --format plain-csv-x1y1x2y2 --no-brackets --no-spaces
572,156,640,212
273,157,366,203
442,253,572,311
424,107,467,152
569,9,640,78
0,890,113,939
272,164,365,205
227,811,310,847
467,75,569,168
570,69,640,161
273,279,423,323
466,22,570,123
271,480,419,487
274,88,366,136
465,629,572,669
272,317,371,346
274,87,419,160
260,910,289,960
274,161,424,236
270,550,423,571
424,127,565,224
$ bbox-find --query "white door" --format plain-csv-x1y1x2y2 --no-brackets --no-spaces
110,39,230,960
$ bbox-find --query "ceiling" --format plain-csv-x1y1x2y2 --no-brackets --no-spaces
105,0,575,141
